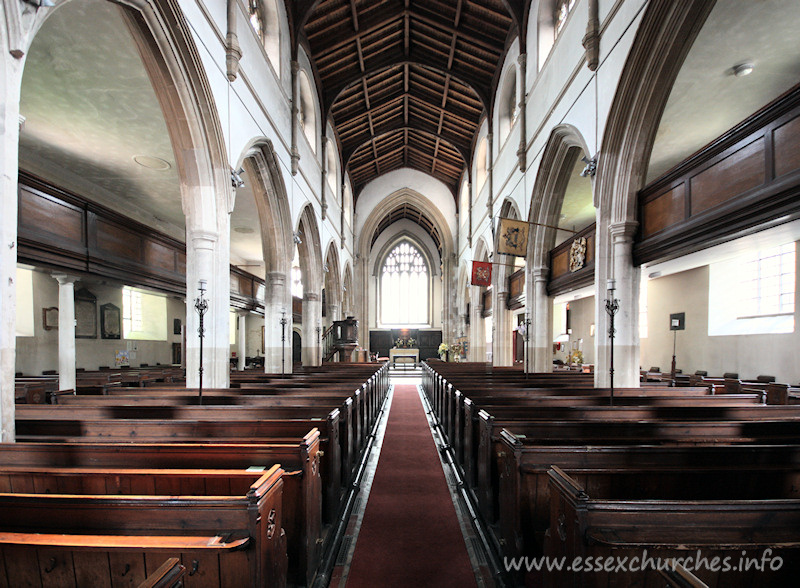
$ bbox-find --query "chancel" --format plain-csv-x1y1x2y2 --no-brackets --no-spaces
1,0,799,586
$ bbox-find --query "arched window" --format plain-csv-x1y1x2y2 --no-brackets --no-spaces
248,0,264,37
476,137,488,191
325,138,337,194
291,246,303,298
298,70,317,153
380,241,429,325
555,0,577,36
248,0,281,75
498,69,518,145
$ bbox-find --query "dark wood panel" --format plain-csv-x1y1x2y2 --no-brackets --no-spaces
481,289,492,317
94,218,145,263
508,268,524,299
17,172,266,311
774,114,800,178
636,85,800,265
690,137,765,215
551,249,568,277
144,239,177,273
18,186,84,247
642,183,685,237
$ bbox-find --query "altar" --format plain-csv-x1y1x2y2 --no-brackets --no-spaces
389,347,419,367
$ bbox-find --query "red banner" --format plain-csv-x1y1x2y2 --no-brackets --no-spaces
471,261,492,287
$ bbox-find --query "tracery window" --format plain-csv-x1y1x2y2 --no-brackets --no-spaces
380,242,429,325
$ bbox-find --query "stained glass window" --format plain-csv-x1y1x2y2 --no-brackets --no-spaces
380,242,429,325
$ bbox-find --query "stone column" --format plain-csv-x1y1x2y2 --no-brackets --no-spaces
302,292,321,366
531,266,551,372
185,230,229,388
263,271,290,374
596,221,640,387
492,287,512,366
237,312,247,371
52,275,78,392
1,49,25,442
469,286,485,362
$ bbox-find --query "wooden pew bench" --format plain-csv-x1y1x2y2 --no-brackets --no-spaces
14,411,343,527
495,436,800,561
475,414,800,522
541,465,800,588
0,465,288,588
0,434,321,586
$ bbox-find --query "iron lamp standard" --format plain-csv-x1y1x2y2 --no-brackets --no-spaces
605,279,619,407
279,310,287,375
523,315,531,380
194,279,209,405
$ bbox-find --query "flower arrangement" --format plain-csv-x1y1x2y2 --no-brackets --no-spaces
567,349,584,365
395,337,416,348
438,343,449,355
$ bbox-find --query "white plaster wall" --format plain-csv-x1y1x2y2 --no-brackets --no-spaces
15,272,185,375
640,265,800,384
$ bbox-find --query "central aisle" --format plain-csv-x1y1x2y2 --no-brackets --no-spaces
346,384,477,587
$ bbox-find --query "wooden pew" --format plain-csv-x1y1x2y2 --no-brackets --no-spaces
0,433,321,586
495,436,800,560
14,410,343,527
137,557,185,588
0,465,288,588
542,465,800,587
476,413,800,522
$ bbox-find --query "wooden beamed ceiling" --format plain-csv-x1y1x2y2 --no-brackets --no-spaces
302,0,518,203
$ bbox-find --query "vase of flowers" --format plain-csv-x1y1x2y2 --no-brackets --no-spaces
438,342,449,361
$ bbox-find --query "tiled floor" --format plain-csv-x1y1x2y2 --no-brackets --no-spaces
328,375,495,588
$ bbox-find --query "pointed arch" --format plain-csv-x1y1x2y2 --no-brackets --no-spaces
239,139,293,277
323,241,342,323
527,124,591,268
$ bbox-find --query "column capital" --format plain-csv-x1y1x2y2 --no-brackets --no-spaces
51,274,78,286
189,230,219,249
532,266,549,282
304,292,320,302
609,220,638,243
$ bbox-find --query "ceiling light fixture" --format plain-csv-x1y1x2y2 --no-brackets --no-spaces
732,62,754,77
133,155,171,171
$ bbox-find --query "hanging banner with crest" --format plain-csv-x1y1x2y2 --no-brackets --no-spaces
471,261,493,287
496,217,530,257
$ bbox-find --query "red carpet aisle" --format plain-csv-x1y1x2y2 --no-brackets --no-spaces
346,384,477,588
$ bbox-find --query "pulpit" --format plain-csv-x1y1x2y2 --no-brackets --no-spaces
325,316,359,362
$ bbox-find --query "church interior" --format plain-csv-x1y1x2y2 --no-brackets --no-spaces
1,0,799,586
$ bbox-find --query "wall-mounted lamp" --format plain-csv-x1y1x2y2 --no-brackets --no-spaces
580,155,597,178
732,62,755,77
231,167,245,188
23,0,55,7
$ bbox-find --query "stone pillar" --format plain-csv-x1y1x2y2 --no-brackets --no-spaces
596,221,640,387
531,266,551,372
1,47,25,442
492,287,512,366
469,286,485,362
52,275,78,392
302,292,321,366
263,271,290,374
237,312,247,371
186,230,229,388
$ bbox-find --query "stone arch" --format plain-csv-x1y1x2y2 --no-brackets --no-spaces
323,241,342,325
24,0,231,392
525,124,591,371
342,263,353,317
492,198,524,365
592,0,716,386
238,139,293,373
355,188,457,351
296,203,323,365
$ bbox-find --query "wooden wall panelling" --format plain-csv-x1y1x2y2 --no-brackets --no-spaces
507,268,525,310
548,224,596,296
636,85,800,265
